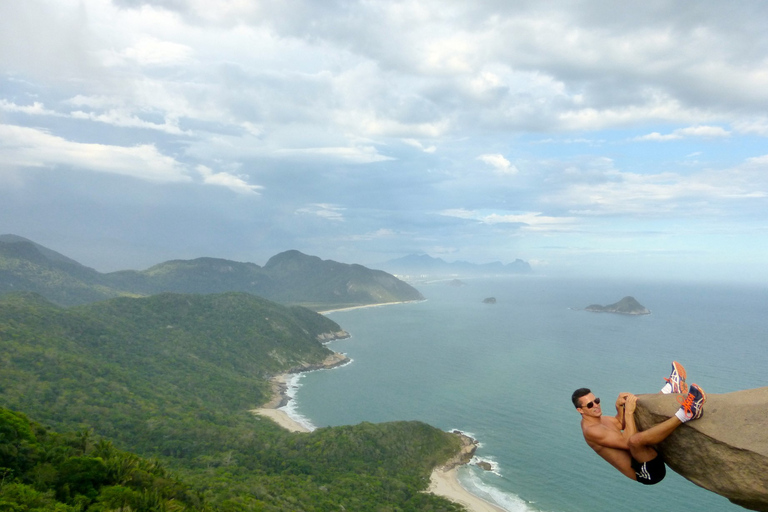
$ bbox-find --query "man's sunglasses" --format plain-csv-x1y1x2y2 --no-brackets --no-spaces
581,397,600,409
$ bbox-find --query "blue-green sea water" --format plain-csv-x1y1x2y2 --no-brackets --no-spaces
284,277,767,512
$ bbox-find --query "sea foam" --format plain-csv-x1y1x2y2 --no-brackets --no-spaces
459,467,541,512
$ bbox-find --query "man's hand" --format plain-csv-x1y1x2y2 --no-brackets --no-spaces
624,394,638,415
615,392,630,410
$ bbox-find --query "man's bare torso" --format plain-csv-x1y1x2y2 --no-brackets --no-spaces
581,416,636,480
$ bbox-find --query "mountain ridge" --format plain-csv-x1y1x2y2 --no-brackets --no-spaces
0,235,423,308
383,253,532,277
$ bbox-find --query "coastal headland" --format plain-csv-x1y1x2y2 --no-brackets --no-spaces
252,348,507,512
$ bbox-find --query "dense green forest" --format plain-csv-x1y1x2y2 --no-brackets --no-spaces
0,407,205,511
0,292,465,511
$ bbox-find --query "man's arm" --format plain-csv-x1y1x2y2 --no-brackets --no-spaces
615,392,630,429
583,421,631,451
622,394,639,439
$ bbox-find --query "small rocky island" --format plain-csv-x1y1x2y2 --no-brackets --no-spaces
585,296,650,315
482,297,497,304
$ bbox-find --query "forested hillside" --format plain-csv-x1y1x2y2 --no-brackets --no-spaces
0,235,424,309
0,407,205,511
0,291,337,451
0,292,464,511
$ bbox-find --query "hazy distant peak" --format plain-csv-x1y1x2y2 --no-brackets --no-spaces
383,253,532,276
264,250,322,269
0,234,87,268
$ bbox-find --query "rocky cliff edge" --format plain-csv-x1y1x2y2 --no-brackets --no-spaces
635,388,768,511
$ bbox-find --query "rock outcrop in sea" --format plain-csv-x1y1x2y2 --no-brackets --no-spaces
437,431,478,470
635,388,768,511
316,330,351,342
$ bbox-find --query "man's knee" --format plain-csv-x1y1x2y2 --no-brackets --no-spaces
628,432,646,450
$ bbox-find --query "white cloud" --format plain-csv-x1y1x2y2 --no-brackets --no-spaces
0,99,190,135
636,125,731,141
544,156,768,217
122,36,195,66
295,203,346,221
71,109,190,135
477,153,518,175
733,119,768,136
342,228,399,241
402,138,437,153
439,208,576,231
0,124,189,183
275,146,394,164
0,100,61,116
196,165,262,195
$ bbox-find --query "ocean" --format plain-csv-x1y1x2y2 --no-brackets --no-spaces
284,277,767,512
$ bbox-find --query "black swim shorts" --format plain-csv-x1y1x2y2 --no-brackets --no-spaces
631,454,666,485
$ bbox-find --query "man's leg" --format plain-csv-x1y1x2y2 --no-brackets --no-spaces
628,417,682,462
628,383,706,463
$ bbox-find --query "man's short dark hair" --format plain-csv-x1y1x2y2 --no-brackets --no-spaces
572,388,591,409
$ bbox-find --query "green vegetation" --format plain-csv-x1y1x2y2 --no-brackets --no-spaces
0,236,424,308
0,291,464,511
0,408,204,511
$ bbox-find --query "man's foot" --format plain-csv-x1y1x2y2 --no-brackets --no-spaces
663,361,688,394
676,384,706,422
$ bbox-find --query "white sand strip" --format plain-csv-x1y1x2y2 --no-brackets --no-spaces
428,467,507,512
253,407,311,433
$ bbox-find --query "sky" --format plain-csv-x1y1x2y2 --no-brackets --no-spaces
2,0,768,283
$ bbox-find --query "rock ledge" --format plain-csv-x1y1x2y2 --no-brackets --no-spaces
635,388,768,511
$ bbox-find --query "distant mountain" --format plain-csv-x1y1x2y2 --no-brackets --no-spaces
0,236,115,304
585,296,650,315
0,235,424,308
383,253,532,277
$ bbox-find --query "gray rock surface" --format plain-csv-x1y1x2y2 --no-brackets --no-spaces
635,388,768,511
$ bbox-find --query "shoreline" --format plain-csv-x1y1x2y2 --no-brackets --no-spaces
252,352,507,512
251,351,349,432
318,299,424,314
428,467,507,512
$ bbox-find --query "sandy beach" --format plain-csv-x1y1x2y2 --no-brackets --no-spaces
318,299,422,314
252,374,312,432
428,467,507,512
253,365,507,512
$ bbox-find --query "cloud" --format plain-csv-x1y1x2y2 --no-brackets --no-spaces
635,125,731,141
0,100,61,116
122,36,195,66
0,99,189,135
342,228,399,241
196,165,262,195
70,109,189,135
0,124,190,183
733,118,768,136
274,146,395,164
542,156,768,217
295,203,346,221
439,208,576,231
402,138,437,153
477,153,518,175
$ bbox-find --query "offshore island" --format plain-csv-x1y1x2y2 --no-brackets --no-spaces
585,296,650,315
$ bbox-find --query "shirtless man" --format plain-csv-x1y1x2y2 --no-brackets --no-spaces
572,362,706,485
